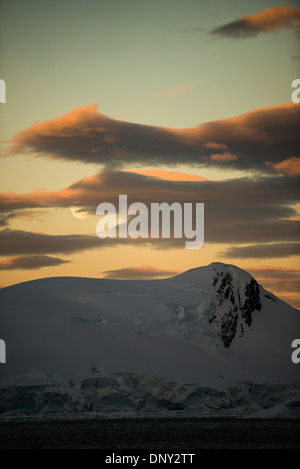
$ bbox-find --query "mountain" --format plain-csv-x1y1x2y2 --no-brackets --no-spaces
0,262,298,390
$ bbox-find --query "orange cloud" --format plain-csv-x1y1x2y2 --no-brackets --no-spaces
277,293,300,309
248,265,300,273
6,103,300,173
9,105,103,154
211,152,237,162
127,169,208,181
267,156,300,177
245,265,300,310
102,264,179,279
211,6,300,38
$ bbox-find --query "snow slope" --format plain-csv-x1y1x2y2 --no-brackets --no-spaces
245,400,300,419
0,262,298,388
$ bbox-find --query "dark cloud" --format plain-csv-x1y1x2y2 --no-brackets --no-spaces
6,103,300,173
248,266,300,280
210,6,300,39
2,224,298,257
3,228,191,256
0,210,49,227
221,243,300,259
0,255,69,270
0,213,15,226
0,228,180,256
0,229,103,256
0,170,299,246
102,265,179,280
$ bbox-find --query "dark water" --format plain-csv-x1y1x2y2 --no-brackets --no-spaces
0,417,299,449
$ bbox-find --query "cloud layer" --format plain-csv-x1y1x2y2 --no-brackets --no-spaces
0,255,69,270
0,170,299,247
0,171,300,254
246,266,300,309
221,243,300,259
6,103,300,173
0,229,102,256
102,265,179,279
210,6,300,39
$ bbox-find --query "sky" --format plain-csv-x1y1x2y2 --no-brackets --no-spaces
0,0,299,308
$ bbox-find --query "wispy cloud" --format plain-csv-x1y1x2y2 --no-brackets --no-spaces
210,6,300,39
0,255,69,270
152,79,205,99
221,243,300,259
247,266,300,290
102,265,179,279
246,266,300,309
168,27,205,34
0,209,50,226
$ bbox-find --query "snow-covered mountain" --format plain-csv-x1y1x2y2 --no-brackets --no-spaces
0,262,298,389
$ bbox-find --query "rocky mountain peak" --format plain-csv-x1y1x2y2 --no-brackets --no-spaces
209,264,262,347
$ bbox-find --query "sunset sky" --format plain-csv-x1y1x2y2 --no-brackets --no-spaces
0,0,299,307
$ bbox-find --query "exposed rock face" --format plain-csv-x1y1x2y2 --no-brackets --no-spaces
241,278,261,326
210,267,262,348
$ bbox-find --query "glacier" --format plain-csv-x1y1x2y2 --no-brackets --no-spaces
0,262,299,418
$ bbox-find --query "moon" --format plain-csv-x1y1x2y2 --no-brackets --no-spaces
71,207,89,220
